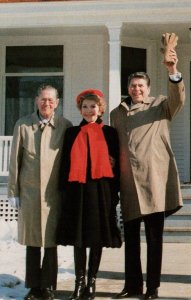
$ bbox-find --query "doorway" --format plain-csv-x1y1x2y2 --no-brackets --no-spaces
121,46,146,98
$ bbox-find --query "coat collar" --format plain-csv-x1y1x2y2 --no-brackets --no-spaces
120,96,152,111
31,111,57,130
79,116,102,127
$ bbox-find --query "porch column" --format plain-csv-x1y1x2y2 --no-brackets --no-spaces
106,23,122,113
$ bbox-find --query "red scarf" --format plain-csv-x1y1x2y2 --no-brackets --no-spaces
69,122,114,183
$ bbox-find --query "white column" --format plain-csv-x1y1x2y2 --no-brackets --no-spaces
106,23,122,113
0,45,5,135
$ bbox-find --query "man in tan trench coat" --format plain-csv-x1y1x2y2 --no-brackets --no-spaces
8,85,72,300
110,36,185,299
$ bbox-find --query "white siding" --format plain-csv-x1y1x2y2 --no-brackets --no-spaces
171,111,185,182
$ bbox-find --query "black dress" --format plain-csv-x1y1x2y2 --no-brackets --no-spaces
57,118,122,248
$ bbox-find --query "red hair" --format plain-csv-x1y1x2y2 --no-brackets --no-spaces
76,89,106,115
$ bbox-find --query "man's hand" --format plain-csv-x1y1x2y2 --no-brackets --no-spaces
160,33,179,74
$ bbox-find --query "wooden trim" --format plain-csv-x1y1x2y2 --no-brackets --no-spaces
0,0,83,2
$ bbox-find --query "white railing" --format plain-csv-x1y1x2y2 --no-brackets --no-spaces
0,136,13,176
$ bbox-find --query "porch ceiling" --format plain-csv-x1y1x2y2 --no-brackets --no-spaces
122,23,191,44
0,23,190,44
0,0,190,43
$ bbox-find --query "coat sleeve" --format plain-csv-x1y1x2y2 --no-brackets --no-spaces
8,122,23,198
163,79,185,120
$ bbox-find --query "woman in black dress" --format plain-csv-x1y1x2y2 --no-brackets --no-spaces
57,89,121,300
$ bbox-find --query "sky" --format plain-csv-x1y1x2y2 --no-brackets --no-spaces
0,220,74,300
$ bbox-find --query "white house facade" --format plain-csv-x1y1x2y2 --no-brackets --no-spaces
0,0,190,183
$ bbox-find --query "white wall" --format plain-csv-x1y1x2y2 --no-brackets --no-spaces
64,34,108,125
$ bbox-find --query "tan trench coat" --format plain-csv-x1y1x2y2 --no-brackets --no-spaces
8,112,72,247
110,80,185,222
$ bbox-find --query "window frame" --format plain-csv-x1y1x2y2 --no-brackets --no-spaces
2,44,64,135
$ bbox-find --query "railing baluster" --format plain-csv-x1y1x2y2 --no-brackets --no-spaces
0,136,13,176
0,139,3,175
4,140,8,173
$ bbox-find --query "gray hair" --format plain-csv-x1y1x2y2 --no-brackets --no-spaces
37,84,59,98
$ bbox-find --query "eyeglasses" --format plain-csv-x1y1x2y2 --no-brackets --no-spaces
39,99,56,104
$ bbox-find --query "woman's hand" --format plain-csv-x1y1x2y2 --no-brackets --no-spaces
109,156,116,168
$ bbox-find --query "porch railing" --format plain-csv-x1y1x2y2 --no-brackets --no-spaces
0,136,13,176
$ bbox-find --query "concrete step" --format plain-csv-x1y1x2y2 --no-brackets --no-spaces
164,214,191,228
117,190,191,243
181,184,191,198
141,227,191,243
163,227,191,243
116,192,191,243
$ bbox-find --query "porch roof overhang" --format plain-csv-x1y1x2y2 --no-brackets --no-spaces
0,0,190,43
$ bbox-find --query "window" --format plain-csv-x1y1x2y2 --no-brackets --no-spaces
5,45,64,135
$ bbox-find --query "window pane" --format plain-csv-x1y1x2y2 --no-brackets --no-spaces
5,76,63,135
6,46,63,73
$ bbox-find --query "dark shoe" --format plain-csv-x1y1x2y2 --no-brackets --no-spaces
85,278,96,300
144,288,158,299
24,288,42,300
69,277,86,300
113,287,143,299
42,288,54,300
